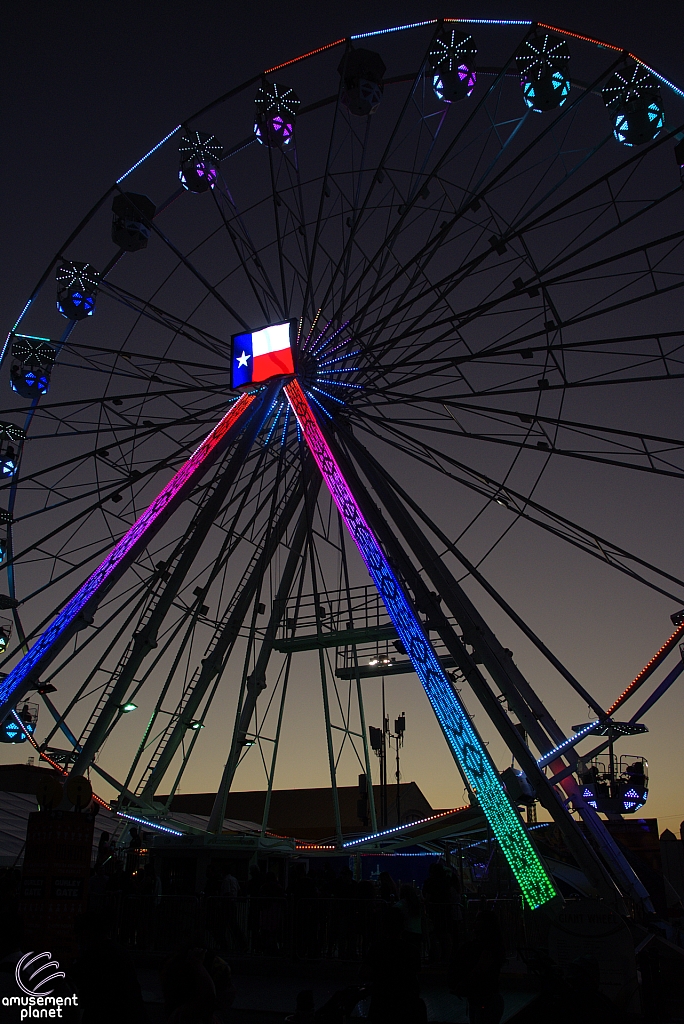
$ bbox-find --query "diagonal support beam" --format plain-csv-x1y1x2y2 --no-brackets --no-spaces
135,458,314,808
284,379,558,911
339,429,650,910
0,391,259,724
69,383,281,778
207,473,321,833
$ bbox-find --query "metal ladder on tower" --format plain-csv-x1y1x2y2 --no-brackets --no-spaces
133,470,303,798
74,576,166,753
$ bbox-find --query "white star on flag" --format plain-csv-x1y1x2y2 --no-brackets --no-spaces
237,351,250,368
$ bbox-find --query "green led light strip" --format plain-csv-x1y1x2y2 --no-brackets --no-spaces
285,380,558,909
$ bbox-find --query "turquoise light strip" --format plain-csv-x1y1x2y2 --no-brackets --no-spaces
284,380,558,910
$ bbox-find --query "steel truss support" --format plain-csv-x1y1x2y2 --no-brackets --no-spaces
133,456,315,808
129,451,301,806
303,463,344,846
285,380,558,911
120,445,279,799
68,383,280,779
0,391,262,725
207,473,322,833
339,424,653,911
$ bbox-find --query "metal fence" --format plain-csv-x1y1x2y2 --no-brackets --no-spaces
89,894,547,960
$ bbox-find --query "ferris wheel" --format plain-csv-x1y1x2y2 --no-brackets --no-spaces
2,17,684,912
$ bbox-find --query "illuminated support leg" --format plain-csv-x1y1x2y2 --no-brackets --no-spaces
70,383,280,779
340,428,650,908
284,380,558,910
0,391,260,724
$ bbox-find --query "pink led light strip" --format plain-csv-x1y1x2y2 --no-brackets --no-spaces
0,392,256,718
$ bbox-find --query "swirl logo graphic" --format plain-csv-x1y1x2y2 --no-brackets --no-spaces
15,951,65,996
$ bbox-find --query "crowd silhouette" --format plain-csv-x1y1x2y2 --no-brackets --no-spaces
0,852,556,1024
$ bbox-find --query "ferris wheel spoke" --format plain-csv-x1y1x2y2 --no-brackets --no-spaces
96,283,236,364
133,457,311,807
363,406,684,479
353,132,683,373
7,424,225,529
302,73,360,322
4,397,272,618
507,125,684,261
311,49,437,317
340,84,456,328
342,421,604,714
364,336,684,401
212,185,285,322
431,399,684,468
335,50,626,335
362,321,684,402
263,131,292,315
45,398,285,777
355,414,684,599
1,546,154,681
63,341,233,379
0,383,230,422
129,196,251,330
0,413,215,498
327,41,528,318
354,203,684,382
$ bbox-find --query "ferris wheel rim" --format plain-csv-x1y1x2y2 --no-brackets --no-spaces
5,16,684,357
2,14,684,620
1,16,683,833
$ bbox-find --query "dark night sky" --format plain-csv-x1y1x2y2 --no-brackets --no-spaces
2,0,682,311
2,1,684,827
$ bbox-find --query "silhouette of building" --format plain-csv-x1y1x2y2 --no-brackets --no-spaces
160,781,434,841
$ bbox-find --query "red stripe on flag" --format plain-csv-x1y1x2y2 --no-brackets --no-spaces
252,349,294,382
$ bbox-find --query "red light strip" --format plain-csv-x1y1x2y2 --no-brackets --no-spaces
264,38,346,75
10,712,109,809
260,22,684,104
606,620,684,716
536,22,624,53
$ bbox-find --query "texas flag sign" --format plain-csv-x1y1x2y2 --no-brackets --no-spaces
231,320,295,389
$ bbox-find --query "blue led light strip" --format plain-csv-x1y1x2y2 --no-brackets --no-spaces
636,62,684,100
444,18,532,25
536,719,600,768
117,812,183,836
343,806,469,848
0,393,257,720
0,300,33,368
116,125,183,184
284,380,557,910
351,19,438,40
